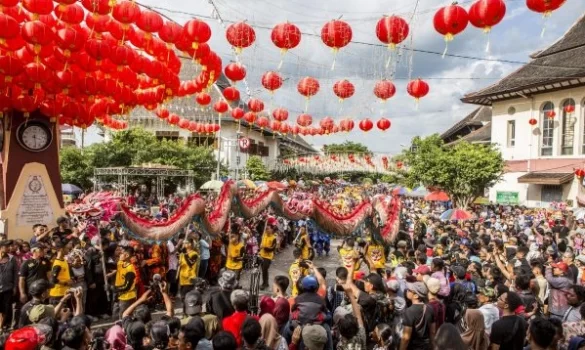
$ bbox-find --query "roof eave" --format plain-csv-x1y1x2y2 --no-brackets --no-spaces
461,77,585,106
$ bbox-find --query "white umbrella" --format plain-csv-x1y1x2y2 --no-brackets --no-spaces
575,208,585,220
200,180,224,191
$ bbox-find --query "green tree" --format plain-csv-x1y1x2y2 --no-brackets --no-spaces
59,128,219,191
59,146,94,190
322,141,371,155
245,156,271,181
401,134,504,208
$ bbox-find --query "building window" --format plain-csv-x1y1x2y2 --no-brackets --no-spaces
541,185,563,203
541,102,555,156
507,120,515,147
561,99,576,155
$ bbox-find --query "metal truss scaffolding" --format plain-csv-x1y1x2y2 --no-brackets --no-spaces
93,167,195,199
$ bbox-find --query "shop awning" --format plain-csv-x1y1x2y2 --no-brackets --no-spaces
517,172,574,185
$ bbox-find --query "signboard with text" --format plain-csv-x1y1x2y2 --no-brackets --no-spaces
496,191,519,204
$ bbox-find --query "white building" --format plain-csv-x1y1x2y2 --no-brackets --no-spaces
462,15,585,207
104,59,317,180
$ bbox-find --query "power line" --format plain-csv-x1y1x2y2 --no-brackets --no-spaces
145,3,585,71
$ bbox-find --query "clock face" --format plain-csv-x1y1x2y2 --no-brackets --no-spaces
17,122,53,152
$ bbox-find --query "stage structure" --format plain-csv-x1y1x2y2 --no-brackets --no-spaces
94,166,195,199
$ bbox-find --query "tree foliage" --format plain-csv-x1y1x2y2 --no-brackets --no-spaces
59,146,94,190
322,141,371,155
59,128,218,191
400,134,504,208
245,156,271,181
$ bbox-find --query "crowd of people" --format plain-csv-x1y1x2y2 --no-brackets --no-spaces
2,191,585,350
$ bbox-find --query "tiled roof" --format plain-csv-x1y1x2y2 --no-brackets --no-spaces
462,15,585,106
517,172,574,185
441,106,491,140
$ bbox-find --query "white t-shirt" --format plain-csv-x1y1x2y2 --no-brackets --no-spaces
479,303,500,335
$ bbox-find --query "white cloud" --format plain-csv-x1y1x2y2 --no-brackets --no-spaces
83,0,585,156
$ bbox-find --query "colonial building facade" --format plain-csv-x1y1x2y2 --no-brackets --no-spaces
462,15,585,207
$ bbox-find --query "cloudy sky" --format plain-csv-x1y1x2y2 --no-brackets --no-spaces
82,0,585,155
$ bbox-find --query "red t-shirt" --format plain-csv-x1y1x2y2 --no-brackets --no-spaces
222,311,258,346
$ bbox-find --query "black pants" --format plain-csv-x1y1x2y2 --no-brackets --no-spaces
0,290,13,329
167,269,178,297
86,276,110,317
117,298,136,319
261,258,272,287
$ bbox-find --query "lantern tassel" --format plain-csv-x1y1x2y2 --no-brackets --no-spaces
277,48,287,70
442,42,449,59
385,54,392,69
331,48,338,71
485,29,491,53
304,98,310,113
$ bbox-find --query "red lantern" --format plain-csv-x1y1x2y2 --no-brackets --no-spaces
178,118,190,129
226,21,255,52
396,161,403,169
546,110,556,119
159,21,183,45
272,108,288,122
21,21,53,48
224,62,246,82
223,87,240,102
244,111,256,124
156,108,169,119
256,116,269,129
407,78,430,102
321,19,351,69
261,71,283,92
213,100,228,114
359,119,373,132
271,22,301,51
270,120,281,132
297,113,312,127
136,10,163,34
564,104,575,114
0,14,19,44
23,0,53,15
526,0,565,16
54,4,84,25
81,0,111,15
321,19,352,50
280,123,290,134
575,169,585,178
333,79,355,100
374,80,396,101
182,19,211,49
319,117,334,133
433,3,469,51
377,118,391,131
375,15,409,49
297,77,320,98
468,0,506,33
196,92,211,106
528,118,538,126
112,0,141,24
247,98,264,113
168,113,180,125
231,107,244,120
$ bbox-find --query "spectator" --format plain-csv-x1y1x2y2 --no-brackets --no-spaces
207,270,237,321
433,323,466,350
401,282,435,350
526,317,557,350
460,309,489,350
489,292,528,350
563,285,585,322
222,289,252,346
546,262,573,320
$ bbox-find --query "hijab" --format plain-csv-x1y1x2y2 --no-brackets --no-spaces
259,313,283,350
105,325,132,350
460,310,489,350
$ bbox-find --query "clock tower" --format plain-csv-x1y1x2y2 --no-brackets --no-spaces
0,109,65,240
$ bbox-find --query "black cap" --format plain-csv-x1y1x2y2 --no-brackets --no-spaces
0,239,13,247
56,216,68,224
29,279,50,296
184,291,203,315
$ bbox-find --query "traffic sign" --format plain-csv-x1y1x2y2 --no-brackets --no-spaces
239,137,250,150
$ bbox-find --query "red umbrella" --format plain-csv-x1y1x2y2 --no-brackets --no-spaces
267,181,288,190
440,208,474,221
425,191,449,201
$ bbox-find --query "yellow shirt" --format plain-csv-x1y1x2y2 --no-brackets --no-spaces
226,241,244,270
49,258,70,298
179,250,200,286
289,260,308,297
366,244,386,269
115,261,137,301
300,233,311,260
259,233,276,260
